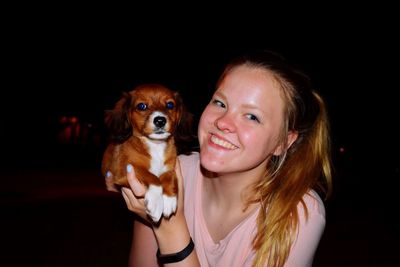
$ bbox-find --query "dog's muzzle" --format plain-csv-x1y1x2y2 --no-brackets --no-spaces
149,113,170,139
153,116,167,128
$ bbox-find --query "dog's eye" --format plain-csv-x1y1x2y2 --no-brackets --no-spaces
136,103,147,111
166,101,175,110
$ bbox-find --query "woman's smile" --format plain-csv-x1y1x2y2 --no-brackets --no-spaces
198,65,286,174
209,133,239,150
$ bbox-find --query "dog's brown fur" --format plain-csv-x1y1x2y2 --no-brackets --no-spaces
101,84,192,202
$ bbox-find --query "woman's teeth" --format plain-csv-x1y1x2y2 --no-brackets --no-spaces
211,135,238,150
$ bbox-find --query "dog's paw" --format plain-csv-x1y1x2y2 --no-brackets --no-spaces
163,195,177,218
144,185,164,222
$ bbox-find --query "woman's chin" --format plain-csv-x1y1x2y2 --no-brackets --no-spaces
200,152,227,173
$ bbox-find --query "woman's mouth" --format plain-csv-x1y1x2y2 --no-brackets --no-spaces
210,134,238,150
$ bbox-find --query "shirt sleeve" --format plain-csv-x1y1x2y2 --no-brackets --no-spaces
284,191,326,267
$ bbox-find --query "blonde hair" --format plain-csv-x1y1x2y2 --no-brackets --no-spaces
219,51,332,267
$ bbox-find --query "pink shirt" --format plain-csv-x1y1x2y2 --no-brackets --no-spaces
179,152,326,267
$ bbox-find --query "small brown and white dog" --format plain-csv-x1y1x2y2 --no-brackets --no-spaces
101,84,191,222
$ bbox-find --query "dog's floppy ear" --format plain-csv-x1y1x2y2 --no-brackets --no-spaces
174,91,197,154
104,92,133,143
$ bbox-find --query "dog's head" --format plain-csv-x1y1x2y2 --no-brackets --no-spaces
105,84,191,143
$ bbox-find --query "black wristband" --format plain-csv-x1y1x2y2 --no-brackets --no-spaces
156,237,195,264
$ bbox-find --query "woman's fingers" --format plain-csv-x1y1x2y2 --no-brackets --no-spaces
115,162,183,222
126,164,146,197
123,164,150,220
121,187,148,219
105,171,119,192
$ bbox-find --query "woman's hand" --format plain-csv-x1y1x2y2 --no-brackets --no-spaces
121,158,185,224
105,171,119,192
125,159,199,265
120,166,148,221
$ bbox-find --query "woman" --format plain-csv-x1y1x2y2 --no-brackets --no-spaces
119,50,332,267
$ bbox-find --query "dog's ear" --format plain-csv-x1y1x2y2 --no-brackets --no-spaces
174,92,197,154
104,92,133,143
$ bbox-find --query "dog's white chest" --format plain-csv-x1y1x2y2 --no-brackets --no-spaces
145,139,168,177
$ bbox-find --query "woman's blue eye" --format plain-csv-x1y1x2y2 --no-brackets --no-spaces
212,99,226,108
136,103,147,111
166,101,175,109
246,114,260,123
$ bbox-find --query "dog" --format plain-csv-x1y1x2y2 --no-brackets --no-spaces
101,84,191,222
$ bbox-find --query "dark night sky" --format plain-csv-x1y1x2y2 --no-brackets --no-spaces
2,12,399,183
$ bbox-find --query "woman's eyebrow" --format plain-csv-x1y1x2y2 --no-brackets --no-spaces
213,91,227,100
242,103,258,109
241,103,267,116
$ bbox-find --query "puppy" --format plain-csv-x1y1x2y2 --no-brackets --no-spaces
102,84,189,222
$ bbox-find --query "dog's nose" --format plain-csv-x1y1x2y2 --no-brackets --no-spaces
153,116,167,128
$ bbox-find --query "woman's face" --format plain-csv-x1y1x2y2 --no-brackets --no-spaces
198,65,287,175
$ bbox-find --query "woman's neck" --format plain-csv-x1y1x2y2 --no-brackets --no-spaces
201,166,264,211
201,168,263,243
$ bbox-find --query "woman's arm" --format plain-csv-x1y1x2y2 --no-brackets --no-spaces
129,219,159,267
122,159,200,267
284,193,326,267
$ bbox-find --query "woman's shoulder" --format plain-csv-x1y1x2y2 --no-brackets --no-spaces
178,152,200,181
285,193,327,266
299,190,326,222
178,151,200,167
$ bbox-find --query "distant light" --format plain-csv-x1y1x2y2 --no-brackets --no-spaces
70,116,78,124
59,116,68,124
339,147,345,153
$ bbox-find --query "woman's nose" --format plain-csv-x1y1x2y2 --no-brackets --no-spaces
214,113,236,133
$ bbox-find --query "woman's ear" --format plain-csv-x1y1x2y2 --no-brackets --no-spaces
273,130,298,156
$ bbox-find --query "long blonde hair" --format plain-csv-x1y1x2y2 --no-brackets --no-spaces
218,51,332,267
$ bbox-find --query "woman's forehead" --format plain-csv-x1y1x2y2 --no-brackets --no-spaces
217,67,283,105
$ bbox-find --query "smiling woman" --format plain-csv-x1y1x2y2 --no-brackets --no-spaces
198,66,296,175
114,50,333,267
4,21,398,265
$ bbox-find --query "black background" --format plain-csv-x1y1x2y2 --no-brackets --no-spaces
1,6,399,266
3,17,399,179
